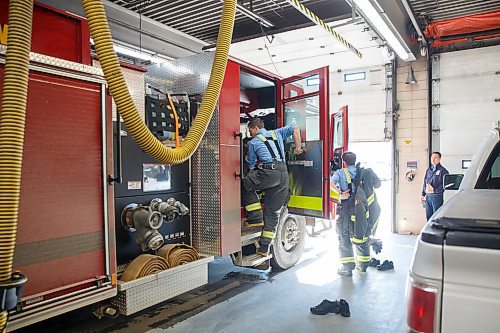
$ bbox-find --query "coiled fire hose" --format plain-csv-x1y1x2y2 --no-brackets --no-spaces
120,254,169,282
158,244,199,267
0,1,33,332
82,0,237,165
0,0,236,330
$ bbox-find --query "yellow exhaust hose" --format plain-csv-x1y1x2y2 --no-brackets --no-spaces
82,0,237,165
0,1,34,332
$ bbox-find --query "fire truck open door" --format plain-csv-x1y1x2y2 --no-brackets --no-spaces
277,67,331,219
331,105,349,171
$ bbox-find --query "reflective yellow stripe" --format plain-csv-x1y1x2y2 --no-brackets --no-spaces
350,215,356,222
340,256,355,263
330,187,339,201
366,211,370,218
367,193,375,205
357,255,371,262
351,237,369,244
262,230,275,239
371,218,380,233
288,195,322,211
245,202,262,212
269,130,277,140
342,168,351,184
257,134,267,142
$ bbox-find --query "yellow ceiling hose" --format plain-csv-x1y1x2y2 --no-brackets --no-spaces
0,1,34,332
82,0,237,165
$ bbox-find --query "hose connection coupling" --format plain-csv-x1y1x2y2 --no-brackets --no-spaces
150,198,189,223
0,272,27,311
121,203,164,252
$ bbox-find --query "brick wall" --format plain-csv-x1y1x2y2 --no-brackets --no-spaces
395,56,429,234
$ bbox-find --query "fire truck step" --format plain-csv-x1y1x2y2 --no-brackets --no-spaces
241,230,262,247
241,253,272,267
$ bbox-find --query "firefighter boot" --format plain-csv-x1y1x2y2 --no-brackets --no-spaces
310,300,340,315
256,242,270,257
337,267,353,277
339,299,351,317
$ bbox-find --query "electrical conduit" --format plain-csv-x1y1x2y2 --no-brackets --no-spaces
0,1,34,332
82,0,237,165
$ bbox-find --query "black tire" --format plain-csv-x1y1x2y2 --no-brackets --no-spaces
270,208,306,270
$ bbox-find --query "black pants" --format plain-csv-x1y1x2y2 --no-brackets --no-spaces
242,165,290,246
336,206,370,270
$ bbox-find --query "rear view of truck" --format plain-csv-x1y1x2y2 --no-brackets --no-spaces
406,126,500,333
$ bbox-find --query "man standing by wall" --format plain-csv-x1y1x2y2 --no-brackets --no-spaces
421,152,449,220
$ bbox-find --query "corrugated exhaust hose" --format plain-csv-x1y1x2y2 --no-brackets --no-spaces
0,1,34,332
82,0,237,165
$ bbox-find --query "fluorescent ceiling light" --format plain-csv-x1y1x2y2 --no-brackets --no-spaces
352,0,409,60
113,44,171,64
236,3,274,28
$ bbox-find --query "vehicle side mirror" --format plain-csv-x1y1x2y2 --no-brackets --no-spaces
444,174,464,191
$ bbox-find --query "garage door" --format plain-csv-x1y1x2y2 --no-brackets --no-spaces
433,45,500,174
330,65,389,143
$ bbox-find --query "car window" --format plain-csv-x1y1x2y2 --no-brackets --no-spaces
476,142,500,190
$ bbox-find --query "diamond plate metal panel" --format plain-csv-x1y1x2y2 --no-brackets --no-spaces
145,53,222,257
0,45,103,76
112,257,213,315
93,60,145,121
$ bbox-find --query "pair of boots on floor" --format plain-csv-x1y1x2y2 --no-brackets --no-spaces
310,299,350,317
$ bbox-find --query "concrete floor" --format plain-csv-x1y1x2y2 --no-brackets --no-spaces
148,229,416,333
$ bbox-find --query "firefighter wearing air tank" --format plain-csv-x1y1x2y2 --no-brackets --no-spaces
331,152,381,276
242,118,303,256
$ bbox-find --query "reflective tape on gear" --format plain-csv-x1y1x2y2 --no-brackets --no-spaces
371,218,380,233
330,188,339,201
351,237,369,244
288,195,322,211
366,211,370,218
270,131,277,140
262,230,275,239
257,134,267,142
357,255,371,262
245,202,262,212
367,193,375,205
350,215,356,222
340,256,355,263
343,168,352,184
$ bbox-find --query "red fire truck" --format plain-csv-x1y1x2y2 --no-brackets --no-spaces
0,2,348,330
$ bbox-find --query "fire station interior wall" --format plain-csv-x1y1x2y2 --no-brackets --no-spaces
329,65,387,143
432,45,500,175
395,56,429,234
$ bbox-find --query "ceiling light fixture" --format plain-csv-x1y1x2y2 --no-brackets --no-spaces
350,0,410,61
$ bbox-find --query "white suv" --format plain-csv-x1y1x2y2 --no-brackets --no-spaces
406,126,500,333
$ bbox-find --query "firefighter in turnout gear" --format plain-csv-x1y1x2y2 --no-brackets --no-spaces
242,118,302,256
331,152,382,276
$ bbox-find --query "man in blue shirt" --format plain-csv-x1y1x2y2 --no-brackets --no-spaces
421,152,449,220
242,117,302,256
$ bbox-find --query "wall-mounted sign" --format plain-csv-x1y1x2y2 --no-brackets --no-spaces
407,161,418,169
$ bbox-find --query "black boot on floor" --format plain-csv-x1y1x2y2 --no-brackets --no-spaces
377,260,394,271
368,258,380,267
310,300,340,315
339,299,350,317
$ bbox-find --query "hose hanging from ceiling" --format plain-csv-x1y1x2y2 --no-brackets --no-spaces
0,1,33,332
82,0,237,165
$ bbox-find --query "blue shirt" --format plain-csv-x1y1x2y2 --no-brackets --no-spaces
331,165,357,195
246,126,295,169
422,163,449,196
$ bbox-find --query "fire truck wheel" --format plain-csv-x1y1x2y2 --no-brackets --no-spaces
271,208,306,270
